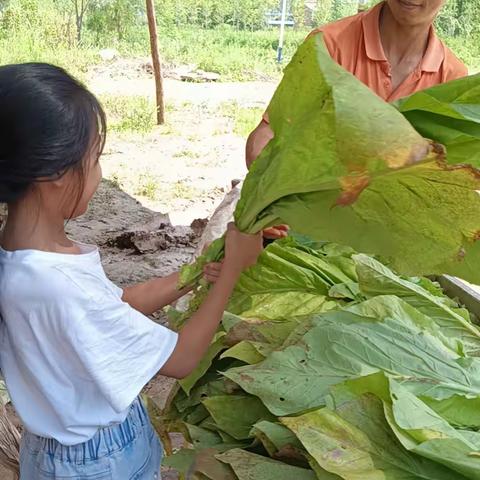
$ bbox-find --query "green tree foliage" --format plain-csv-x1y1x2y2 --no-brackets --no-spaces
436,0,480,38
1,0,480,76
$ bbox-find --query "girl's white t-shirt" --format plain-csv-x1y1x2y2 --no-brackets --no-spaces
0,243,178,445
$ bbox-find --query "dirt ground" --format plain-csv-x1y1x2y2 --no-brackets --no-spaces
0,59,276,479
89,57,276,225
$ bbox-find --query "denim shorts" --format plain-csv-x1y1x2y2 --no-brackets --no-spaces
20,398,163,479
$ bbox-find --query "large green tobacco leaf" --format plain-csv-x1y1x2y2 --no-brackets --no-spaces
163,448,238,480
354,254,480,356
220,341,266,365
328,373,480,478
395,74,480,166
224,296,480,416
223,315,306,350
282,394,466,480
216,449,317,480
175,376,238,413
422,395,480,429
228,291,337,321
250,420,303,457
227,238,349,319
233,35,480,284
192,448,238,480
266,161,480,283
162,449,197,478
180,35,480,288
235,36,433,233
202,395,275,440
385,382,480,479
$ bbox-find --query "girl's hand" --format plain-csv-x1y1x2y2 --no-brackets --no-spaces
203,262,223,283
263,224,289,240
224,223,263,273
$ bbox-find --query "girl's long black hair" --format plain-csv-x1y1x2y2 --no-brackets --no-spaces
0,63,106,204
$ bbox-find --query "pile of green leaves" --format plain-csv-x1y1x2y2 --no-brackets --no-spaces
180,34,480,289
164,32,480,480
156,236,480,479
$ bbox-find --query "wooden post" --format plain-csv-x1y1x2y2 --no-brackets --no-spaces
146,0,165,125
277,0,288,63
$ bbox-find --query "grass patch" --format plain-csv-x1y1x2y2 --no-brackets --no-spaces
100,95,156,134
84,25,309,81
0,35,98,81
135,173,159,200
170,181,200,200
109,172,124,189
173,149,201,159
219,101,264,138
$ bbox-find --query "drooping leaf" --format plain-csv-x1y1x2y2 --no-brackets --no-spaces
232,36,480,284
385,382,480,479
202,395,275,440
162,449,197,477
422,395,480,429
395,74,480,166
220,341,266,365
216,449,317,480
354,253,480,356
180,36,480,290
329,373,480,479
223,316,305,350
227,238,347,319
192,448,238,480
235,35,433,234
250,420,304,458
282,394,464,480
176,377,238,413
183,424,224,449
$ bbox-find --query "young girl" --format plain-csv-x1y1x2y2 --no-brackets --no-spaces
0,63,262,479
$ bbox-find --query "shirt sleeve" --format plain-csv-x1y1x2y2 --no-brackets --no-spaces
57,271,178,413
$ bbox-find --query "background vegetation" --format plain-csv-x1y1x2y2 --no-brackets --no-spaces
0,0,479,80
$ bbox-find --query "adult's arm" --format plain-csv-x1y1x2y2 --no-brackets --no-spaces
245,116,274,168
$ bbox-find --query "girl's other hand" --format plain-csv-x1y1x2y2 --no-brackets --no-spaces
203,262,223,283
263,224,289,240
224,223,263,273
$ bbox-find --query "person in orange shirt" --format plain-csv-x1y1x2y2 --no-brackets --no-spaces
246,0,467,240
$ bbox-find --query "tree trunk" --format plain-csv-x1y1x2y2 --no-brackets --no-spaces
76,15,82,44
146,0,165,125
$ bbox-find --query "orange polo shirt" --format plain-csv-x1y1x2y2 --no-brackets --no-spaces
310,2,467,102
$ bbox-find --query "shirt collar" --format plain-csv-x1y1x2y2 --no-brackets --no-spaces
361,1,445,72
420,29,445,72
362,2,387,62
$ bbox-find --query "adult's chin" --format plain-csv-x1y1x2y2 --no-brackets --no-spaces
387,0,429,26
